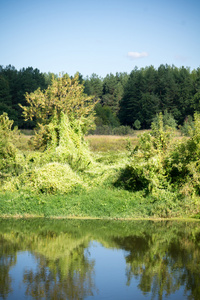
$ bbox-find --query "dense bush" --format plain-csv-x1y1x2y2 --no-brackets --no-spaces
115,113,176,194
180,115,194,136
4,162,84,194
0,113,24,180
165,112,200,196
115,132,169,193
116,112,200,206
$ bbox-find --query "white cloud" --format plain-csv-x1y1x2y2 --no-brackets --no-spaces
127,51,148,59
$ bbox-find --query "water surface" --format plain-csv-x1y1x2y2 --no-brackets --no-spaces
0,218,200,299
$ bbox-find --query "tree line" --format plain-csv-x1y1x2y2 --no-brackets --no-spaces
0,64,200,130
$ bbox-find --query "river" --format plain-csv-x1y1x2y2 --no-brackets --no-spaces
0,218,199,299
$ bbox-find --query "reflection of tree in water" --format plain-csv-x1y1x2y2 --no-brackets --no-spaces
0,226,96,300
113,227,200,300
23,243,95,300
0,235,17,299
1,219,200,300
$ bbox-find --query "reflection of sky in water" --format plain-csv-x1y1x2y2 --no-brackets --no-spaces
8,251,38,300
84,241,188,300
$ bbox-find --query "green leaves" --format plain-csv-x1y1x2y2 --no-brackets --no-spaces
0,113,24,178
20,73,97,134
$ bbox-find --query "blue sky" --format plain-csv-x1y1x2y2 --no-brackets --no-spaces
0,0,199,77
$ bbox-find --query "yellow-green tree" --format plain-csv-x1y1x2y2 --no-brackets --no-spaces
18,73,96,174
20,73,97,134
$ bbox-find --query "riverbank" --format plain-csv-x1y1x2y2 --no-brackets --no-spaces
1,187,199,220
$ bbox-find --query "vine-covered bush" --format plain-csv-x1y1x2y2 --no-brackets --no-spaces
0,74,96,193
165,112,200,196
115,113,176,194
0,113,24,180
31,113,93,170
116,112,200,203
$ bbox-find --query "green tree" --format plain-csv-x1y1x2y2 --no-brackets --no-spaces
173,66,193,123
84,73,103,101
102,73,127,115
140,93,160,127
119,68,145,127
0,65,47,128
20,73,97,134
94,103,120,127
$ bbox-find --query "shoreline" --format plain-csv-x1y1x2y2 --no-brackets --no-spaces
0,214,199,222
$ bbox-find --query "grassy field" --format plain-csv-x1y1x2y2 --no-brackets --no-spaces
86,130,183,151
19,129,182,152
85,135,138,152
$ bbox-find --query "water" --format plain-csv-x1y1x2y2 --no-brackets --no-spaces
0,218,199,299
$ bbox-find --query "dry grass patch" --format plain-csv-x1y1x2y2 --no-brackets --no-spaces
85,130,183,152
85,135,138,152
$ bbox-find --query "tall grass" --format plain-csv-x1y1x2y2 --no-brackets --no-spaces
86,135,138,152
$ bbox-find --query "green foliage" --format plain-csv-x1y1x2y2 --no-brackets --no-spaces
16,162,84,194
1,64,200,130
0,76,96,193
117,111,200,201
0,110,94,194
151,112,176,150
119,64,200,128
157,110,177,129
90,125,134,136
0,65,47,128
0,113,25,180
32,113,93,170
112,126,134,136
180,115,194,136
115,112,175,194
1,106,200,218
164,112,200,196
20,73,97,134
84,73,103,100
94,103,120,127
133,119,141,130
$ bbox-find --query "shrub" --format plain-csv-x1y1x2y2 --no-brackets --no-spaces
115,112,174,193
0,113,25,180
180,115,194,136
165,112,200,196
31,113,93,170
112,126,134,136
5,162,85,194
151,110,177,131
133,119,141,130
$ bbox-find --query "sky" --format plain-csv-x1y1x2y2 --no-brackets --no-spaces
0,0,200,78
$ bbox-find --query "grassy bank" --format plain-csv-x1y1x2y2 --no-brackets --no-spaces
0,186,199,219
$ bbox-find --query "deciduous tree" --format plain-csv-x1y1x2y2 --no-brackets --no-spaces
20,73,97,134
